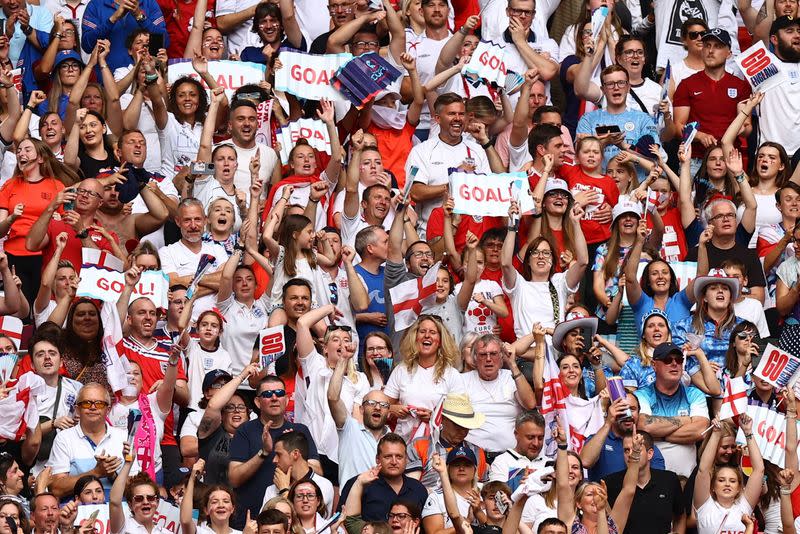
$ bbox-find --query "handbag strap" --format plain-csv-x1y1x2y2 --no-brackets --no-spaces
628,87,649,114
549,281,560,324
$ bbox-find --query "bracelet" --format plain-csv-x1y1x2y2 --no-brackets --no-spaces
54,32,63,39
309,198,319,203
458,26,469,36
735,172,746,184
481,140,492,150
512,372,523,380
507,220,519,232
25,104,36,112
557,443,568,450
278,488,289,495
745,433,754,440
782,488,792,495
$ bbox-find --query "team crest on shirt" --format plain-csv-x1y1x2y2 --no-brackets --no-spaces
160,361,168,374
204,357,214,369
728,88,738,98
624,122,635,132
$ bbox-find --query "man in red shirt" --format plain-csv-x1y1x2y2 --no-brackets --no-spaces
118,296,190,484
673,28,752,170
26,178,121,273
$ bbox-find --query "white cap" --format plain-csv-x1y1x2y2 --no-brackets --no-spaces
544,178,570,197
611,199,643,225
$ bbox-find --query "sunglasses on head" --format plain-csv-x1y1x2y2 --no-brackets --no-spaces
259,389,287,398
326,324,352,333
133,494,158,503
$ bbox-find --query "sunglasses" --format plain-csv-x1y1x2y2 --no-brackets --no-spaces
659,355,684,366
259,389,287,398
76,400,110,409
687,30,705,39
736,331,757,339
363,399,390,409
133,494,158,503
326,324,352,333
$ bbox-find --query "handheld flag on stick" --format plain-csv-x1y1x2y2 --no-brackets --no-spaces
186,254,216,299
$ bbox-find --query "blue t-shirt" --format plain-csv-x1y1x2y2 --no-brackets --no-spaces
635,382,707,418
619,356,656,389
355,264,388,341
631,289,692,333
672,315,743,376
586,430,666,481
576,108,660,170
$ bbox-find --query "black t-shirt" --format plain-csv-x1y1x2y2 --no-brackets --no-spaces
684,239,766,289
199,425,232,486
78,144,119,180
606,468,684,534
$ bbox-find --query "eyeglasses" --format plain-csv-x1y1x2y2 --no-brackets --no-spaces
326,324,352,334
365,345,388,353
388,513,412,521
687,30,705,39
410,251,434,259
223,404,248,413
621,49,645,57
363,399,390,409
353,40,379,48
133,494,159,503
77,188,103,199
602,80,629,89
508,7,534,16
659,355,684,366
545,191,570,199
59,62,81,71
530,249,553,259
76,400,109,409
259,389,287,398
476,351,501,359
293,493,318,501
482,241,503,250
62,29,76,36
710,213,736,222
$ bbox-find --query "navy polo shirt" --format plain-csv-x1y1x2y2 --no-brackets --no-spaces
586,430,666,482
338,475,428,522
229,419,318,527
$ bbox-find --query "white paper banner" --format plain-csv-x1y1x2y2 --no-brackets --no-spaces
735,41,788,93
275,50,352,102
255,100,274,147
735,404,800,468
120,500,181,534
461,40,507,85
449,171,535,217
276,118,331,164
258,326,286,369
591,7,609,41
77,266,170,309
82,248,124,272
167,59,267,99
754,343,800,389
75,504,110,534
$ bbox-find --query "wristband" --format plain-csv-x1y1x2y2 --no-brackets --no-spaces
507,220,519,232
481,140,492,150
735,172,746,184
54,32,63,39
557,443,567,450
258,449,269,459
309,198,319,203
782,488,793,495
744,433,754,440
278,488,289,495
458,26,469,36
512,372,523,380
25,104,36,112
21,24,32,36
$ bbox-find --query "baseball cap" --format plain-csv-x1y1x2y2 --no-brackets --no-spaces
652,342,683,361
702,28,732,48
770,15,800,35
202,369,233,391
544,178,571,197
446,444,478,465
54,50,85,68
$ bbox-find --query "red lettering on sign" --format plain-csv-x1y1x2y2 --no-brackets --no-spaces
261,332,284,355
762,349,789,381
741,48,770,76
290,64,334,86
478,50,507,75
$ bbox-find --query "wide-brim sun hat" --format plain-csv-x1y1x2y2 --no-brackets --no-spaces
693,268,740,304
440,393,486,430
552,311,599,354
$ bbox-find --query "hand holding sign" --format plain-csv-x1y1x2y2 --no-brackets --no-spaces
754,343,800,389
258,326,286,370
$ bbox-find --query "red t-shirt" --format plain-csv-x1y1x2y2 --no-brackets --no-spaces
118,337,188,447
648,206,687,262
43,219,119,274
426,207,503,249
368,122,415,189
157,0,218,59
480,266,515,342
0,177,65,256
560,165,619,245
673,71,752,158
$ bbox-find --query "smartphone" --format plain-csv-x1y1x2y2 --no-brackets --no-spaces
494,491,509,515
190,162,215,175
6,517,16,534
579,326,595,352
64,187,76,211
595,124,621,135
148,32,165,57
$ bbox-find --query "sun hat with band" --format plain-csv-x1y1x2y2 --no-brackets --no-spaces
692,268,740,304
552,310,599,354
440,393,486,430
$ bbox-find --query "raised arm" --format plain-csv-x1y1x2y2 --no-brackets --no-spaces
343,130,365,220
216,245,243,304
435,16,478,74
297,304,336,358
502,201,520,289
555,423,576,527
180,460,204,534
383,0,406,62
318,99,343,182
199,364,259,439
327,351,351,429
328,11,385,53
183,0,209,57
565,203,589,289
573,38,604,105
388,195,410,263
676,144,697,229
739,413,766,509
693,419,722,509
109,444,134,534
509,70,538,149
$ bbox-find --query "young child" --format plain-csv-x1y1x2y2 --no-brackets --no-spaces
721,259,770,338
559,136,620,247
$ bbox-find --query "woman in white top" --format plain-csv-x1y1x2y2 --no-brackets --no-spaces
120,54,167,174
109,360,174,481
668,19,707,100
502,201,588,336
110,444,172,534
693,415,764,534
296,304,370,470
423,452,478,533
290,480,329,532
384,315,465,441
181,459,242,534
